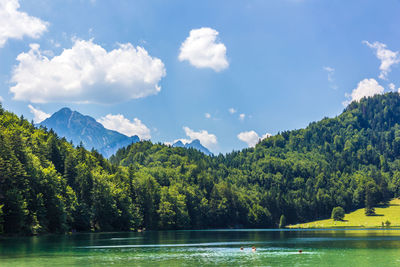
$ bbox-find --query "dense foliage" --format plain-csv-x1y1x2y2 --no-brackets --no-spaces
2,93,400,234
331,207,345,221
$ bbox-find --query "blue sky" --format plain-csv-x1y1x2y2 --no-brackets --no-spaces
1,0,400,154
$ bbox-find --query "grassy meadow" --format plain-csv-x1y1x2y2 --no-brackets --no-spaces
289,198,400,228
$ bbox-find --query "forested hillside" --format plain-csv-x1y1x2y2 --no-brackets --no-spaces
2,93,400,234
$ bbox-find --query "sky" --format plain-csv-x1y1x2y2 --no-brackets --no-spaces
0,0,400,154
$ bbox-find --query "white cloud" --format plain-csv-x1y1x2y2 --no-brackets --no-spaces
389,83,396,91
344,78,384,106
10,39,166,104
178,27,228,72
228,107,236,114
182,126,217,149
28,104,50,123
238,131,259,147
323,66,338,89
97,114,151,140
205,113,211,119
323,66,335,82
363,41,400,80
49,39,61,48
237,130,271,147
0,0,48,48
0,96,3,102
239,113,245,121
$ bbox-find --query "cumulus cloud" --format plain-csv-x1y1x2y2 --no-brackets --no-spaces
178,27,228,72
205,113,211,119
389,83,396,91
97,114,151,139
10,39,166,104
228,107,236,114
0,96,3,102
28,104,50,123
182,126,217,149
344,78,384,106
363,41,400,80
237,130,271,147
238,131,259,147
0,0,48,48
239,113,245,121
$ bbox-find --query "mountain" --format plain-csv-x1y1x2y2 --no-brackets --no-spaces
172,139,213,155
40,107,139,157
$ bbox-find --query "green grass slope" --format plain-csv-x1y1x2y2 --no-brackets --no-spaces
289,198,400,228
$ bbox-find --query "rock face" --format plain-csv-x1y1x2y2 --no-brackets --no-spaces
172,139,212,156
40,107,139,158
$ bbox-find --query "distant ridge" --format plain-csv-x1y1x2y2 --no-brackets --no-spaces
40,107,139,157
172,139,212,156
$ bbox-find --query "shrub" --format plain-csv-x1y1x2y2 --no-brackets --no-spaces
331,207,345,221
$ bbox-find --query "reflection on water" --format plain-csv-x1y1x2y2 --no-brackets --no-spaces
1,229,400,266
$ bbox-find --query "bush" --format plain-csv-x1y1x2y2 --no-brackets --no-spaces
331,207,345,221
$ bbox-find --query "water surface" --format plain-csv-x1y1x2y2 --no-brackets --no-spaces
1,229,400,266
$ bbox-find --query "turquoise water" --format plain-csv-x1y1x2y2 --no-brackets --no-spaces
1,229,400,266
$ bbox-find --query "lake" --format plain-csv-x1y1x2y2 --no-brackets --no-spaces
1,229,400,266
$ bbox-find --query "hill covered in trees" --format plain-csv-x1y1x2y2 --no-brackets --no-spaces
2,93,400,234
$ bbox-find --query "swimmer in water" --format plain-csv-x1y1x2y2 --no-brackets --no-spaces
252,246,256,252
240,247,244,251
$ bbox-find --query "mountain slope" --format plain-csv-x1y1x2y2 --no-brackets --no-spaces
172,139,212,155
112,93,400,227
40,108,139,157
3,93,400,235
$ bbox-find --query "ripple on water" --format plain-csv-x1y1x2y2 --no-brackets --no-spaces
78,241,267,249
94,237,144,242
